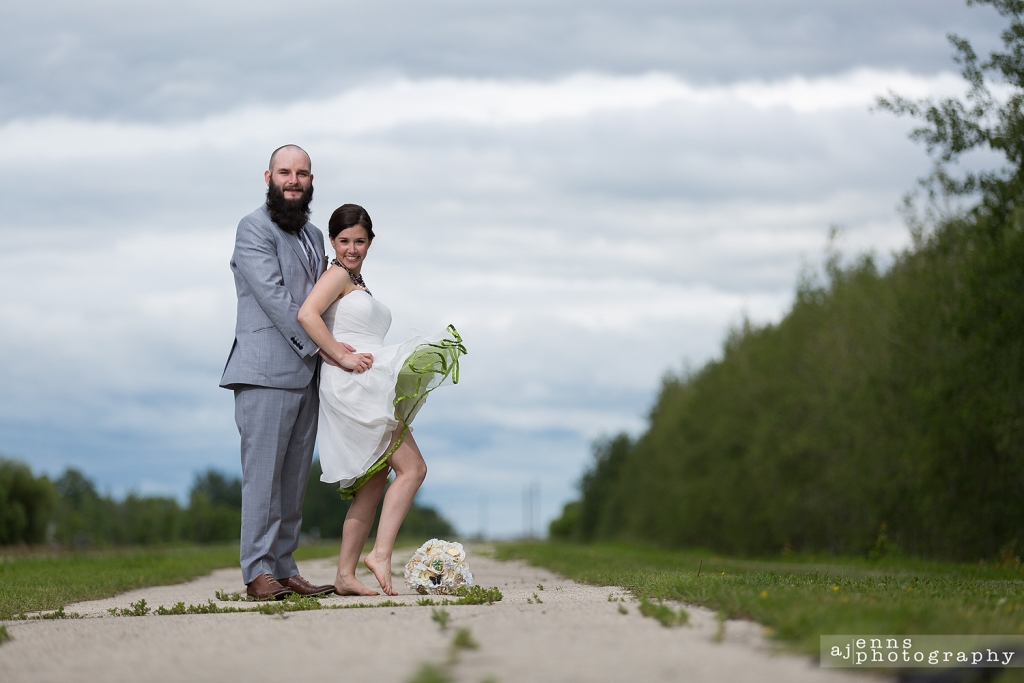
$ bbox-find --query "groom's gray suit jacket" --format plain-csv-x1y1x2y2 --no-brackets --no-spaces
220,204,326,389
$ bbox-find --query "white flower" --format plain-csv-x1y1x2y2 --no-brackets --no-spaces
404,539,474,595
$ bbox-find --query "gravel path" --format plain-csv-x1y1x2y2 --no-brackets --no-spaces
0,549,871,682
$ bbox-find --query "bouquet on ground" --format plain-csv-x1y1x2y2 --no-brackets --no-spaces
404,539,474,595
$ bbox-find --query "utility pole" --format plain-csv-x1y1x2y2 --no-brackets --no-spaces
522,484,531,538
533,477,541,538
479,494,488,540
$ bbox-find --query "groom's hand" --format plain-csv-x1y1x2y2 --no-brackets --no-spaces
319,350,342,368
320,343,358,370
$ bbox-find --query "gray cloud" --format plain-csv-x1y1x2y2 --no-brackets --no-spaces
1,1,1001,122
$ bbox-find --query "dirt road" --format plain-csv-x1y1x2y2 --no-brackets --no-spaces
0,550,867,682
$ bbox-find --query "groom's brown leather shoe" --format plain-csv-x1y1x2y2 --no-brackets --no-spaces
280,574,335,597
246,573,293,600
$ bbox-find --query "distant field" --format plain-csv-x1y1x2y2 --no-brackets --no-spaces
498,541,1024,658
0,541,341,619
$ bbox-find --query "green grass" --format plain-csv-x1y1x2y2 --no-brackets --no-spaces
638,597,688,627
0,541,344,620
497,541,1024,655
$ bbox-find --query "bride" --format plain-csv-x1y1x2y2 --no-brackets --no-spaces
298,204,464,596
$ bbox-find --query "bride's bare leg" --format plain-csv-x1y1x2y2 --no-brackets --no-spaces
334,469,388,596
364,432,427,596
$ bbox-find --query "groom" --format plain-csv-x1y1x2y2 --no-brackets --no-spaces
220,145,342,599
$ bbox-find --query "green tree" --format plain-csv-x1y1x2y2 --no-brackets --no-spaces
879,0,1024,220
399,502,456,540
189,469,242,509
577,434,632,541
0,457,57,545
548,501,581,540
52,468,102,545
302,459,352,539
182,469,241,543
183,491,240,543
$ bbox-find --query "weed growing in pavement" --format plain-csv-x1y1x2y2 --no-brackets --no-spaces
214,590,244,601
107,599,150,617
285,594,325,610
409,586,503,607
431,607,450,630
447,627,479,664
104,585,501,620
531,592,542,604
37,605,82,619
451,585,502,605
638,598,688,627
0,625,10,645
120,596,416,617
154,600,245,615
155,602,187,615
536,584,544,591
406,620,490,682
257,601,287,616
618,604,628,615
406,662,452,683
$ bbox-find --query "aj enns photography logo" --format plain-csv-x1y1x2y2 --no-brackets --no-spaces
820,636,1024,668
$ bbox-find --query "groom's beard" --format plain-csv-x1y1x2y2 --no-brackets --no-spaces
266,179,314,234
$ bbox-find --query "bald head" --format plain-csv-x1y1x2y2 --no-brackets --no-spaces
265,144,314,206
268,144,311,173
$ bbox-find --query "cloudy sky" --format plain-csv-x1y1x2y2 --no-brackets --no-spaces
0,1,1004,537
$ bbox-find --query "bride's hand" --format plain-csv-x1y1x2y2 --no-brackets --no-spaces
341,352,374,373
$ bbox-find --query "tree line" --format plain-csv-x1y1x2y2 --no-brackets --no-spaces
550,0,1024,560
0,456,453,546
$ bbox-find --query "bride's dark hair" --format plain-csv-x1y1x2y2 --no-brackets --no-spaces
329,204,374,240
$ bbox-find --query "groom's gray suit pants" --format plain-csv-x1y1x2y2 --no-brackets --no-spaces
235,381,318,584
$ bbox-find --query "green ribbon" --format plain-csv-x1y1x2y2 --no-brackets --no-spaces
338,325,467,499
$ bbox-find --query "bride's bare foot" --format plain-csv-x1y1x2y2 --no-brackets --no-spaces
333,574,379,596
364,552,396,596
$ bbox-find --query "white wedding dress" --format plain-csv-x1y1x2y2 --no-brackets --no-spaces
317,287,464,498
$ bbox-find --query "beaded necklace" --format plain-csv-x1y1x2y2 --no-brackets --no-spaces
332,258,372,296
